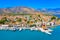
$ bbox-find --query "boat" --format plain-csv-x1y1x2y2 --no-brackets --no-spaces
30,28,33,31
39,28,52,35
19,28,22,31
30,27,36,31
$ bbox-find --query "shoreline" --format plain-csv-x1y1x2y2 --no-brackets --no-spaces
0,25,54,35
0,24,59,35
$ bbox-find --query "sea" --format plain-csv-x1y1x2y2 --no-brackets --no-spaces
0,15,60,40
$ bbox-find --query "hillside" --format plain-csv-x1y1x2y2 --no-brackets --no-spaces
0,6,60,18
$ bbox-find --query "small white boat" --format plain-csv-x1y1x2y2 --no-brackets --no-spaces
9,27,16,30
30,28,33,31
19,28,22,31
39,28,52,35
44,31,51,35
35,28,38,30
30,27,36,31
48,29,53,31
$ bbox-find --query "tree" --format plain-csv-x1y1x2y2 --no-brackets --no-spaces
35,20,37,23
51,16,56,20
0,20,6,24
2,17,7,21
38,15,40,17
27,21,30,24
30,24,36,27
0,17,11,24
17,18,22,22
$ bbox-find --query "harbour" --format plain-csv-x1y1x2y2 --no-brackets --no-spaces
0,25,60,40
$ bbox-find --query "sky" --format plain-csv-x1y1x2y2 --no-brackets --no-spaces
0,0,60,9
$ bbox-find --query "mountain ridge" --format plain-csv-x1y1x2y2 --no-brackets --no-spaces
0,6,60,15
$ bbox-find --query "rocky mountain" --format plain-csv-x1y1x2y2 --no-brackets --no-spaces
38,8,60,18
0,6,60,16
0,6,36,14
37,8,60,14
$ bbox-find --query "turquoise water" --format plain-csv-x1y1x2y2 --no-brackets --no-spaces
0,25,60,40
0,15,60,40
